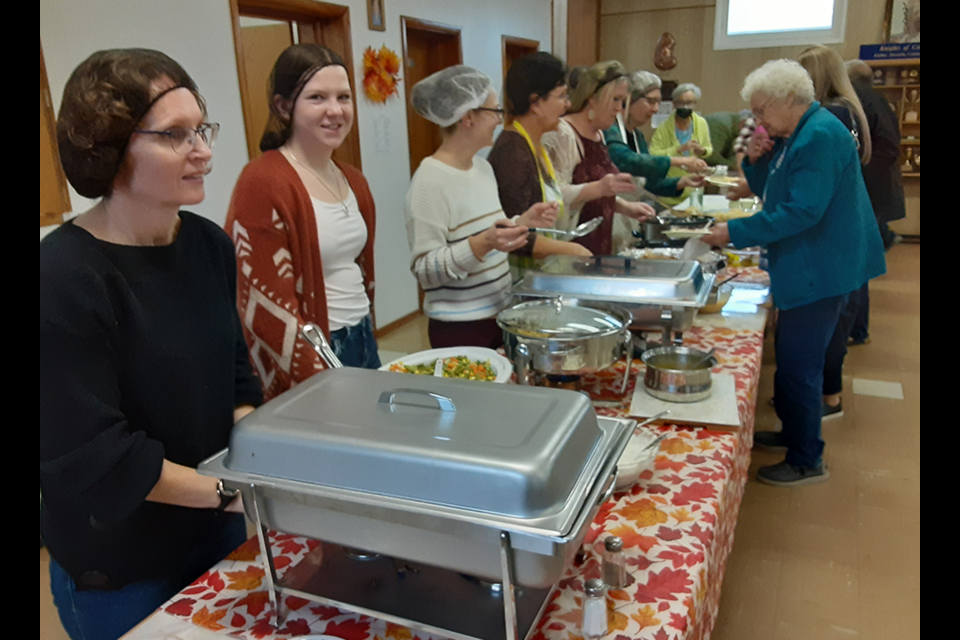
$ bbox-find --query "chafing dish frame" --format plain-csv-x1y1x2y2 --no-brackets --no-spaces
199,417,634,640
512,257,716,346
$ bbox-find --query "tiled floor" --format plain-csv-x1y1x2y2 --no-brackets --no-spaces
713,243,921,640
39,245,920,640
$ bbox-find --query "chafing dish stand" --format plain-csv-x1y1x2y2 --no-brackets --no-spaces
247,484,599,640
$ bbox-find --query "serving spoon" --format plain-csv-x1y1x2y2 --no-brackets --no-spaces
529,216,603,240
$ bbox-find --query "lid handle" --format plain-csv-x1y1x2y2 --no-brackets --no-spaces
378,388,457,412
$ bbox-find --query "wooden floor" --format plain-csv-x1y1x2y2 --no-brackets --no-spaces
39,245,921,640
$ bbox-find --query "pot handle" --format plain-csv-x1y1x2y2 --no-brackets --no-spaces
379,389,457,412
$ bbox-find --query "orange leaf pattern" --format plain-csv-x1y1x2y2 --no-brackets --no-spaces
139,268,770,640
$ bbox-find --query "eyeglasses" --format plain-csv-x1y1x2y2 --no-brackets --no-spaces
474,107,505,122
674,100,698,108
133,123,220,154
752,99,775,119
639,96,662,107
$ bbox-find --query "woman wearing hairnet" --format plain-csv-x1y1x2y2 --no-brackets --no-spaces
404,66,590,349
649,83,713,206
542,61,656,255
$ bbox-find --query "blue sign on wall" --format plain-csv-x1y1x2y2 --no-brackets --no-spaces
859,43,921,60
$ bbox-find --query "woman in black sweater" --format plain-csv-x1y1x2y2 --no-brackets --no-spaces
40,49,263,640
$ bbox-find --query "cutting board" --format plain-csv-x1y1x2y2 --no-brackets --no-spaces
628,372,741,430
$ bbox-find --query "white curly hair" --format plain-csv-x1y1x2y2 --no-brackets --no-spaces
741,59,815,105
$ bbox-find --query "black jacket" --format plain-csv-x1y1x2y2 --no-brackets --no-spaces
852,80,906,223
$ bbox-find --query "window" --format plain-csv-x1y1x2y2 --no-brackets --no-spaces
713,0,849,50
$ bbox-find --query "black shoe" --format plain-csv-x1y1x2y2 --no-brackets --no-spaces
757,460,829,487
847,336,871,346
822,401,844,421
753,431,787,452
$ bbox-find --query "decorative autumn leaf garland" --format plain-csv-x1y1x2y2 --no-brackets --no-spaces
363,45,401,103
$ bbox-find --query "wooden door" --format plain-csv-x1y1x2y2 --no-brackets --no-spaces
239,21,294,158
230,0,362,169
40,45,69,226
502,36,540,81
401,18,462,176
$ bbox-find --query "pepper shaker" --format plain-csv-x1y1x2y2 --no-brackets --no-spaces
582,578,608,638
602,535,627,589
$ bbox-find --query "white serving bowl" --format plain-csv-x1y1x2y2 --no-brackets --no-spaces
615,428,661,491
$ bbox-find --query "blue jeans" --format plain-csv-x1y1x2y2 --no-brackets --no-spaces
848,282,870,343
774,295,845,469
49,515,247,640
824,291,856,396
329,315,381,369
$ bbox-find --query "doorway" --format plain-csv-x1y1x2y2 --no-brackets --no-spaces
502,36,540,84
401,17,462,176
229,0,362,169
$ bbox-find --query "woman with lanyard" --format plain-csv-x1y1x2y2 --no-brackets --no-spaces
603,70,707,198
701,60,884,487
489,53,636,236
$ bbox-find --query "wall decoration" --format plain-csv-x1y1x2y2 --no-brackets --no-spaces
654,32,677,71
885,0,920,43
368,0,386,32
363,46,401,103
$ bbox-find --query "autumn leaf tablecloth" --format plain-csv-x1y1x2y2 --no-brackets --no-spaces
134,273,769,640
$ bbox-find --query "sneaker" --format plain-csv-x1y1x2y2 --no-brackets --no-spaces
847,336,871,346
757,460,829,487
821,401,844,421
752,431,787,452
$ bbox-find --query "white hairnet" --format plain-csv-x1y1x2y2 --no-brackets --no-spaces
411,65,494,127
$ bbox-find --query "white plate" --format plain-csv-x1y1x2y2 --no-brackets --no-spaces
380,347,514,383
663,228,712,239
705,176,741,188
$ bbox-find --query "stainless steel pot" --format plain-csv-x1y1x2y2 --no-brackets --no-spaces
641,346,718,403
497,298,633,393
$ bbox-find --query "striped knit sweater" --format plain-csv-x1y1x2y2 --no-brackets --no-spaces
404,157,513,321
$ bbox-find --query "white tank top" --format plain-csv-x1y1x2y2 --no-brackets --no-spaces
312,188,370,330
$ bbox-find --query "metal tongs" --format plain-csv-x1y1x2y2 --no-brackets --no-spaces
528,216,603,240
302,323,343,369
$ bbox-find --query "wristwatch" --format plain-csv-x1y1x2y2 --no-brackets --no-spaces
216,480,240,511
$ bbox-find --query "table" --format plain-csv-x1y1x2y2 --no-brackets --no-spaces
125,268,769,640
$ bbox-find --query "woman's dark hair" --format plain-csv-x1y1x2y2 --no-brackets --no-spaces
57,49,202,198
260,44,348,152
504,52,567,117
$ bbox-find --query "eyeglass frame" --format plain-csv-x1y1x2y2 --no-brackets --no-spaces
132,122,220,154
473,107,505,121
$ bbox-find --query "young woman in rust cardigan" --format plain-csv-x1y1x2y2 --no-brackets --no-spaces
226,44,378,400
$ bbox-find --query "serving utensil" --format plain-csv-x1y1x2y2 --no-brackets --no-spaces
529,216,603,240
302,323,343,369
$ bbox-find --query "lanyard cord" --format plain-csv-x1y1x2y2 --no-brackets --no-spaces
513,122,561,201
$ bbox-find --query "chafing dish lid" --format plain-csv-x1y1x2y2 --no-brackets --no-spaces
224,368,602,519
497,299,629,338
516,255,707,305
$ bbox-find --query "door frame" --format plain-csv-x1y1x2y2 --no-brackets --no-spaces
228,0,361,169
501,34,540,83
399,15,462,177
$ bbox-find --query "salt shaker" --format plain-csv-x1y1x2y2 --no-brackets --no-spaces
602,536,627,589
582,578,608,638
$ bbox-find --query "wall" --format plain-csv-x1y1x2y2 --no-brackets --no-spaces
600,0,887,116
40,0,554,328
599,0,919,235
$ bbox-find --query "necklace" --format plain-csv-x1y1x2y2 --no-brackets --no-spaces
286,150,350,216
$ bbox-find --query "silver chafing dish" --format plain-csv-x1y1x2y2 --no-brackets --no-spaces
512,255,716,346
199,368,634,640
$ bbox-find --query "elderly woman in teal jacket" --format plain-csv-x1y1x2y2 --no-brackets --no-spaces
704,59,885,487
603,71,707,198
